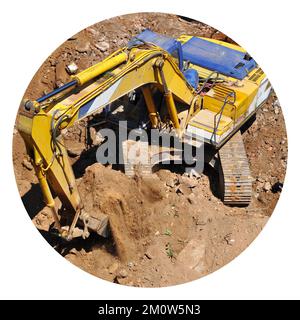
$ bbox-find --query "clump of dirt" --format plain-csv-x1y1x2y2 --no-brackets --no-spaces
13,13,287,287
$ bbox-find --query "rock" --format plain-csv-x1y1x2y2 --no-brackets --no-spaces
95,41,110,52
257,174,267,183
257,194,265,203
118,269,128,278
166,178,176,188
41,76,50,85
176,184,192,195
177,239,206,274
55,61,69,85
272,99,280,108
114,276,130,285
274,106,280,115
89,127,104,146
211,31,227,41
108,262,119,274
263,181,272,192
66,62,78,75
49,58,56,66
17,180,31,195
22,158,33,170
86,27,99,36
254,192,260,199
75,39,91,53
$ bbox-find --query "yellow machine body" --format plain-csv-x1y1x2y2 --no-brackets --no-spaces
17,30,271,239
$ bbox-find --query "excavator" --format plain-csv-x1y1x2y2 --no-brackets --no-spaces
17,29,272,240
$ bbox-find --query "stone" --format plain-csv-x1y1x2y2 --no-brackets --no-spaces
176,184,192,195
115,277,130,285
177,239,206,274
272,99,280,108
118,269,128,278
86,27,99,36
95,41,110,52
263,181,272,192
66,62,78,75
22,158,33,170
257,175,265,183
89,127,104,146
274,106,280,115
108,262,119,274
55,61,69,85
76,39,91,53
166,178,176,188
211,31,227,41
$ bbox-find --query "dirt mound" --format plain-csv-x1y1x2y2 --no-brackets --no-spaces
78,164,158,261
77,163,199,264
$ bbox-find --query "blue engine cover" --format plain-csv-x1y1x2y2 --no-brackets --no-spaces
182,37,256,80
183,68,199,89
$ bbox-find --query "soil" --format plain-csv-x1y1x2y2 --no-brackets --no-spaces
12,13,287,287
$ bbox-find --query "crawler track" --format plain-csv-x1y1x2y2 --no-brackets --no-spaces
218,131,252,205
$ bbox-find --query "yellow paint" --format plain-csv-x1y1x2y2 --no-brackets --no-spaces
165,91,180,129
73,51,128,85
189,109,233,135
142,86,158,128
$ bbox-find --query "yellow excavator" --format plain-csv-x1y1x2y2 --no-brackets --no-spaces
17,30,271,240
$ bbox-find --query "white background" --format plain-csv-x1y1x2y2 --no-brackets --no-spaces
0,0,299,300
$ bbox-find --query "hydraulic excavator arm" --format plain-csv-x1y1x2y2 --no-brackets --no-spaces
17,43,200,240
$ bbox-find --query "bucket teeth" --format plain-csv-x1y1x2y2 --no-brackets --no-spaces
218,131,252,206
